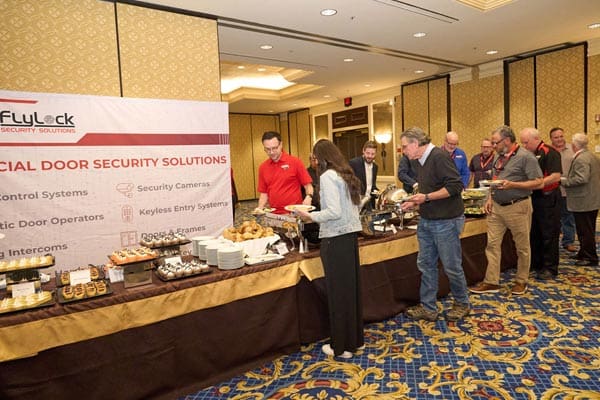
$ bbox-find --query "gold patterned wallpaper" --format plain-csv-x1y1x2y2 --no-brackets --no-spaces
428,78,449,145
450,74,504,160
588,54,600,150
117,3,220,101
402,82,429,132
0,0,220,101
229,114,256,201
536,46,585,137
0,0,120,95
508,58,535,131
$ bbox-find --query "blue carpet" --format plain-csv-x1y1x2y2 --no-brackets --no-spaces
181,246,600,399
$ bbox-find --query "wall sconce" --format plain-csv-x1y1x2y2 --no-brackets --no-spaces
374,132,392,171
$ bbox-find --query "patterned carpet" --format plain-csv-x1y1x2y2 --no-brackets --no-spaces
181,232,600,399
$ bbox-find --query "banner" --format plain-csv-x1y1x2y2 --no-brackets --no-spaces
0,90,231,269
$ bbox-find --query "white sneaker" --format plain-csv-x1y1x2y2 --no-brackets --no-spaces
321,344,352,359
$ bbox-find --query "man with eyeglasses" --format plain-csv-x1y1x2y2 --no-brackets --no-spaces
519,127,562,280
442,131,470,189
469,138,495,188
256,131,313,214
470,125,543,296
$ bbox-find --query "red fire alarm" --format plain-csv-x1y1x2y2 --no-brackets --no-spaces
344,97,352,107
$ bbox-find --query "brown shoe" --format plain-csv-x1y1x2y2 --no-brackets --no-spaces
469,282,500,294
563,244,577,252
512,282,528,295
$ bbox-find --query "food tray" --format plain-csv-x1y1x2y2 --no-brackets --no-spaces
0,255,55,273
108,255,158,266
141,239,191,249
245,254,285,265
57,281,113,304
155,267,212,282
55,266,104,287
465,212,486,218
0,291,55,315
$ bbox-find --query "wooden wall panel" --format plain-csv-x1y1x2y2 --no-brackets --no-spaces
402,82,429,132
537,46,585,136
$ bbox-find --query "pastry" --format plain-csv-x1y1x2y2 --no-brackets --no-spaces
73,284,85,299
60,272,70,286
95,280,107,294
62,286,74,300
85,282,97,297
89,266,100,280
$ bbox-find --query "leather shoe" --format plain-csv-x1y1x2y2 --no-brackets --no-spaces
537,270,555,280
574,259,598,266
563,244,577,252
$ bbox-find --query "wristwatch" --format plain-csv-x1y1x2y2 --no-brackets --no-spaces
424,193,430,203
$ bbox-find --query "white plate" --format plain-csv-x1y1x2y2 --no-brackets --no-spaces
251,207,275,215
284,204,316,212
245,254,285,265
406,225,418,230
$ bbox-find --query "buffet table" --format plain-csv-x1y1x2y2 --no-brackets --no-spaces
0,218,512,400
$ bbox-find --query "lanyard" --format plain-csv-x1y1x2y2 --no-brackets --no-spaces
492,144,519,179
479,152,494,170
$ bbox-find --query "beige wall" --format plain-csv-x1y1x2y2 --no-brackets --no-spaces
0,0,220,101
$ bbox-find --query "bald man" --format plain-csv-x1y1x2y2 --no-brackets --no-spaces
442,131,470,188
520,127,562,280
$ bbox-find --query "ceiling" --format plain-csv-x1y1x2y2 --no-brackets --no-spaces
136,0,600,114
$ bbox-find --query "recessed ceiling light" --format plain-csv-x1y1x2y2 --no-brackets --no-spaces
414,70,424,74
486,50,498,55
268,110,274,113
260,44,273,50
364,83,371,87
413,32,427,38
323,94,331,98
589,22,600,29
237,65,245,69
257,67,267,72
343,58,354,62
320,9,337,16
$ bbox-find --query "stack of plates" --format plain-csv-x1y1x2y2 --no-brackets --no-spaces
205,242,226,266
217,247,245,270
190,236,214,256
198,239,223,261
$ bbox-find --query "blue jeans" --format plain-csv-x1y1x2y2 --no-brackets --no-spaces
559,196,576,246
416,215,469,312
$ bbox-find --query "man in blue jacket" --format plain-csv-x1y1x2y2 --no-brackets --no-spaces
442,131,470,189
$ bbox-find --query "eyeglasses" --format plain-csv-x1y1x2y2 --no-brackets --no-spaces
491,139,504,146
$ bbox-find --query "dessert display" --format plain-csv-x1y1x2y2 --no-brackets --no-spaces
56,266,102,287
57,280,112,303
140,232,189,248
222,220,275,242
0,255,54,273
0,291,54,314
155,259,211,281
109,247,158,265
463,189,488,217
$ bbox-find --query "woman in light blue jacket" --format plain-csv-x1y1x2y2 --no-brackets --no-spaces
295,139,364,359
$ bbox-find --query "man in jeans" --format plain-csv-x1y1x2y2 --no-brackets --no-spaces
470,125,543,295
400,127,470,321
549,127,577,252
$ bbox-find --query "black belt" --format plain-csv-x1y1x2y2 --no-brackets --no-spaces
497,197,529,206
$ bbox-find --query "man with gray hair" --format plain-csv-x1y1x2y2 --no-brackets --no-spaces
400,127,470,321
561,133,600,267
442,131,470,188
470,125,543,295
519,127,562,280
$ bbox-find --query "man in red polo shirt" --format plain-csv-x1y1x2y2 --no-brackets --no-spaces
255,131,313,214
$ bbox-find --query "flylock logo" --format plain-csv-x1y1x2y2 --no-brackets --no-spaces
0,110,76,134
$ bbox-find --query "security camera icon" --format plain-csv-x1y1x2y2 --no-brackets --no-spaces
116,183,134,198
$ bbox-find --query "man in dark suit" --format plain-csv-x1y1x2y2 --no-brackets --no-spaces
349,140,379,210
